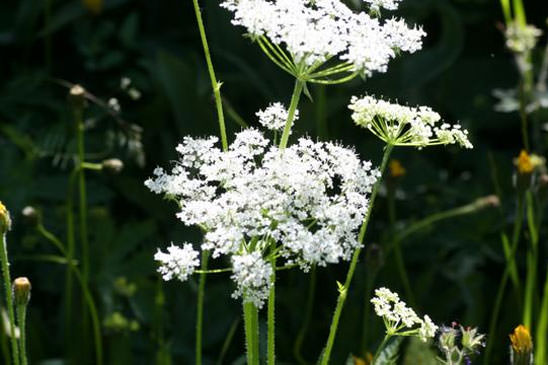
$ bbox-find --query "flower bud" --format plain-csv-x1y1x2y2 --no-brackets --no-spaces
102,158,124,175
510,325,533,365
69,84,86,110
12,277,31,306
0,201,12,233
21,206,40,227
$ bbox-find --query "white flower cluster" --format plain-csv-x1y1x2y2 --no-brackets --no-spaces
154,243,200,282
231,252,274,308
371,287,438,342
349,95,473,149
146,129,379,305
505,22,542,54
221,0,425,76
256,102,299,131
364,0,402,13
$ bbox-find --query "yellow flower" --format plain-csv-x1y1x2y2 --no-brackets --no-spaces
352,353,373,365
0,201,11,233
516,150,533,174
83,0,103,14
509,325,533,354
389,160,406,178
514,150,545,174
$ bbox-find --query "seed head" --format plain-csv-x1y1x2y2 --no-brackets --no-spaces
102,159,124,175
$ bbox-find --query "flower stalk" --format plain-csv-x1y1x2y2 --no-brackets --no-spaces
13,278,30,365
320,144,394,365
0,202,20,365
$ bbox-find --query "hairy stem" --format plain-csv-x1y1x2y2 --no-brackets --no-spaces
196,251,209,365
0,233,19,365
16,305,27,365
191,0,228,151
320,144,394,364
267,256,276,365
243,301,259,365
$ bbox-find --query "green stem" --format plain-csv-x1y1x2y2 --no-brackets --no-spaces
279,80,305,150
372,334,391,364
191,0,228,151
216,317,239,365
320,144,394,365
65,169,77,350
36,225,103,365
0,233,19,365
243,301,259,365
484,195,525,364
267,256,276,365
294,266,316,364
16,305,27,365
518,80,530,151
536,269,548,365
196,250,209,365
523,191,538,329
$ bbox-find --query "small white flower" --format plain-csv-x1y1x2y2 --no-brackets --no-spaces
120,77,132,90
363,0,402,13
128,88,141,100
256,102,299,131
231,252,273,308
419,315,438,342
154,243,200,282
108,98,121,113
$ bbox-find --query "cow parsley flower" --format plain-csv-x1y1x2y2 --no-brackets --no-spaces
349,95,473,149
146,129,379,304
363,0,402,13
231,252,273,308
371,287,438,342
154,243,200,282
256,102,299,131
221,0,425,79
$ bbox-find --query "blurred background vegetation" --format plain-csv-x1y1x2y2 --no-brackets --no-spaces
1,0,547,364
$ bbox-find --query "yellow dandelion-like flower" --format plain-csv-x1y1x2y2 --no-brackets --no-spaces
389,159,406,178
509,325,533,354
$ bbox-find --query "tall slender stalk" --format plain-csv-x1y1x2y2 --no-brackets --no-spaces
267,256,276,365
372,334,391,364
195,251,209,365
189,2,229,362
36,224,103,365
64,169,77,349
294,266,316,364
279,80,305,149
15,305,27,365
536,269,548,365
243,301,259,365
523,191,538,329
0,233,19,365
320,144,394,365
191,0,228,151
484,195,525,364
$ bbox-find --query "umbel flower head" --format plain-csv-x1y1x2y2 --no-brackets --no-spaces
371,287,438,342
146,129,379,307
349,95,473,149
221,0,425,80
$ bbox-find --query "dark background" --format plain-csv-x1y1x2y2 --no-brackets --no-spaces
1,0,547,363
